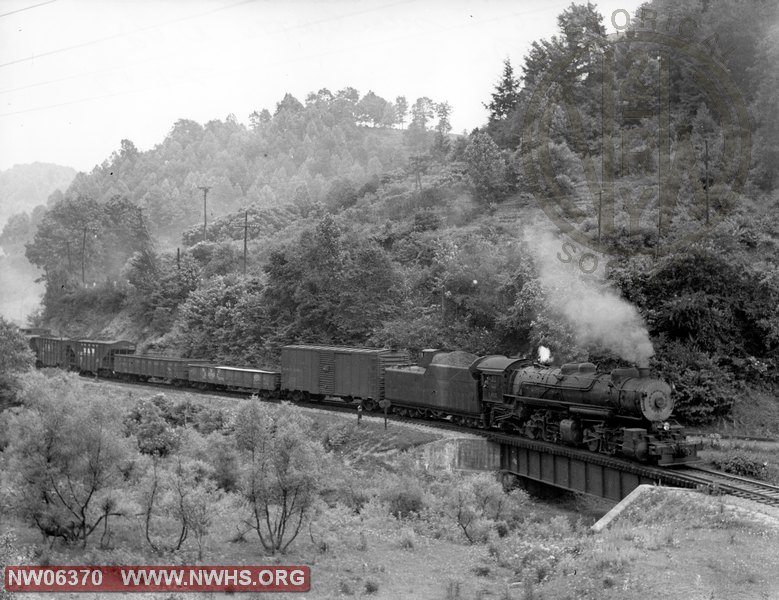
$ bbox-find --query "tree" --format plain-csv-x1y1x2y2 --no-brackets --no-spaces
485,59,519,122
140,455,220,556
409,97,435,131
464,133,509,202
263,216,400,347
0,317,34,410
443,473,527,543
395,95,408,128
175,275,267,363
124,395,180,457
3,373,130,547
235,402,322,554
405,97,436,153
0,318,34,373
0,212,34,256
249,109,272,130
356,91,390,127
274,93,304,116
432,102,453,157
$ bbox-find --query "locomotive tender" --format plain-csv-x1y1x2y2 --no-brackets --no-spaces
25,335,697,466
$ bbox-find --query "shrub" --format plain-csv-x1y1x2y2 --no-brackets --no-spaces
321,422,356,451
194,406,227,434
712,452,768,480
124,396,180,457
398,528,416,550
364,579,380,594
205,433,240,492
650,338,734,425
169,401,202,427
381,479,424,519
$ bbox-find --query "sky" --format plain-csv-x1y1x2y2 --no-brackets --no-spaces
0,0,644,174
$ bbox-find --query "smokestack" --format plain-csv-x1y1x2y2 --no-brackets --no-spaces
637,367,650,378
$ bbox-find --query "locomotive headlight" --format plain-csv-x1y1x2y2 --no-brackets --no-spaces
663,421,670,431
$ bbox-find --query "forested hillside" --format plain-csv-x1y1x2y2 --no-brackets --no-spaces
3,1,779,427
0,163,75,232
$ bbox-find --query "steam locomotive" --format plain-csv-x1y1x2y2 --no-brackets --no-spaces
387,349,696,466
25,335,698,466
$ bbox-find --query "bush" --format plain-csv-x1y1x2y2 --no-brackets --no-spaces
194,406,227,434
123,395,180,456
205,433,240,492
398,527,416,550
651,338,735,424
712,452,768,480
169,400,202,427
321,422,357,451
381,479,424,519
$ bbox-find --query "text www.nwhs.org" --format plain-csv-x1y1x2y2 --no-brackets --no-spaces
4,565,310,592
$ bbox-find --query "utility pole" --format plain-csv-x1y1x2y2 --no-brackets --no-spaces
243,210,248,276
198,186,211,241
66,240,72,274
232,211,261,276
598,190,602,246
704,139,709,226
177,247,181,271
656,197,662,260
81,227,87,285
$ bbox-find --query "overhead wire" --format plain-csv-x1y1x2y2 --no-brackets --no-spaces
0,2,555,119
0,0,57,19
0,0,258,69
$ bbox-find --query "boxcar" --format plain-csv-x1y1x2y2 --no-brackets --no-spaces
385,350,483,423
281,345,409,408
188,364,281,395
114,354,207,384
71,339,136,374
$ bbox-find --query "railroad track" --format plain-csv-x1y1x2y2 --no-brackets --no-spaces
86,377,779,506
84,375,486,439
670,465,779,507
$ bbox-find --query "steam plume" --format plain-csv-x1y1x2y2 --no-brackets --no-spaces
524,228,654,367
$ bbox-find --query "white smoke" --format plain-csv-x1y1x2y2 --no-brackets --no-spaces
524,228,654,367
537,345,552,363
0,254,43,325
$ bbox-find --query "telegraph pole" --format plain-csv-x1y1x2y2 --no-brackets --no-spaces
198,186,211,241
231,211,261,276
704,139,710,226
598,190,602,246
81,227,87,284
243,210,248,276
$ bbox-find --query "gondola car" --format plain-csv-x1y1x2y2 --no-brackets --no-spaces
114,354,208,386
187,364,281,396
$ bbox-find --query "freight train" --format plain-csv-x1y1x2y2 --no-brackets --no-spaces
25,334,698,466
